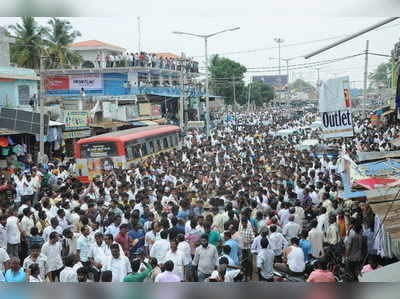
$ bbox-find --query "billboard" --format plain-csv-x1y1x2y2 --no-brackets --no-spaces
319,76,353,139
64,111,91,131
252,75,288,87
44,76,69,90
70,74,103,90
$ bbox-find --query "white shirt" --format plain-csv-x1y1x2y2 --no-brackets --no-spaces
0,224,7,249
20,216,34,237
42,226,63,242
103,256,132,282
60,266,77,282
150,239,170,264
0,248,10,273
23,254,48,280
177,241,192,265
282,221,301,240
269,232,288,256
41,241,63,272
164,250,186,280
89,242,107,271
6,216,21,245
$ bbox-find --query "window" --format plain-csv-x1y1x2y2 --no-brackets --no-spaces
18,85,30,106
163,138,168,148
169,135,174,146
156,139,162,151
133,144,142,158
141,143,148,156
148,141,154,153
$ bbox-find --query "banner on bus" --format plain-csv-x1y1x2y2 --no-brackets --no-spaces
69,74,103,90
319,76,353,139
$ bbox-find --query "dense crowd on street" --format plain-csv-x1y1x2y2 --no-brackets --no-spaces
94,51,199,73
0,107,398,283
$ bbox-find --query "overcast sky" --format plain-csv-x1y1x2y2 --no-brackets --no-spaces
1,7,400,88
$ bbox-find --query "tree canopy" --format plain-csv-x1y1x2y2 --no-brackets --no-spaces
288,79,315,92
248,80,274,106
209,55,247,105
8,17,82,69
368,62,392,88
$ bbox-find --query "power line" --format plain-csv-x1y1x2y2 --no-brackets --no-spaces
192,22,400,58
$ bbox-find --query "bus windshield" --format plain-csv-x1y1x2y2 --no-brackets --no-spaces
80,142,118,158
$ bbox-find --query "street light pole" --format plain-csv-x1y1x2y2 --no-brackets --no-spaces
204,37,210,137
172,27,240,137
39,56,45,164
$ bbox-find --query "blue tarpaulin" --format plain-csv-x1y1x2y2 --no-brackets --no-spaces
357,159,400,178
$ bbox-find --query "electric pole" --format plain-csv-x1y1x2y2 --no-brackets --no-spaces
363,40,369,119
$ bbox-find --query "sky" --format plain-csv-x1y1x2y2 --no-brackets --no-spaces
1,1,400,89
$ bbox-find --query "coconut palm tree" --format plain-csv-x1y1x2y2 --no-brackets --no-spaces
44,17,83,69
8,16,46,69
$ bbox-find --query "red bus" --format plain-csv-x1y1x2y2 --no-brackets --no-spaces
75,125,181,182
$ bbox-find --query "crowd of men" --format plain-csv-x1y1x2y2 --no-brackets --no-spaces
95,51,199,73
0,107,397,283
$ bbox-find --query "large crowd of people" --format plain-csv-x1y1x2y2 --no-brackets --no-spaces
0,107,398,283
94,51,199,73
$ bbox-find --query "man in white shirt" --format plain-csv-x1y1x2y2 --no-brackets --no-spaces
60,255,77,282
42,217,63,243
192,234,219,282
149,230,170,265
282,215,301,240
20,208,34,237
164,240,187,281
22,243,48,281
102,243,132,282
278,203,290,227
0,215,8,249
268,225,288,262
6,209,21,258
154,260,181,283
0,247,10,274
41,231,63,282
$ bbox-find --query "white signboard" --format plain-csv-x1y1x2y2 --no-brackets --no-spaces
69,74,103,90
319,76,353,139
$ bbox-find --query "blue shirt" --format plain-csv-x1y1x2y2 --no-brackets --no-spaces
177,210,189,221
5,268,26,282
128,229,145,255
224,239,240,266
299,239,312,262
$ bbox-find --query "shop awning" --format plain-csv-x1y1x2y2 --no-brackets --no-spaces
0,128,22,136
49,120,64,127
382,110,395,117
140,120,158,126
89,121,127,129
354,177,400,190
130,121,147,127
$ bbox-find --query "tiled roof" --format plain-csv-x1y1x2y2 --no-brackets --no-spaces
154,52,182,59
67,40,125,50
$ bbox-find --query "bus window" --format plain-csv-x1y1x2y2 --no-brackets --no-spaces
169,135,174,146
163,138,168,148
133,144,141,158
141,143,148,156
149,141,154,153
174,134,178,145
156,139,162,151
126,146,133,160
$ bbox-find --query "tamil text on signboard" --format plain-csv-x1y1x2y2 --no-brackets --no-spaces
64,111,90,131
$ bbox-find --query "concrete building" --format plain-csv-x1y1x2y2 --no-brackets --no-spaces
0,67,39,108
66,40,126,68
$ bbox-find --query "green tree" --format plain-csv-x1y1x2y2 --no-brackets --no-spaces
209,55,247,105
289,79,315,92
368,62,391,88
248,81,274,106
8,16,46,69
44,18,82,69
